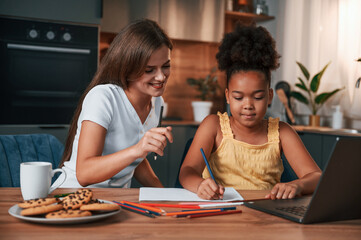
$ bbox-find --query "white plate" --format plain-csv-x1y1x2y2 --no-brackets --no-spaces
8,199,121,225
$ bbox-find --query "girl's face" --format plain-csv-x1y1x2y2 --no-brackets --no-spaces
128,45,171,97
225,71,273,128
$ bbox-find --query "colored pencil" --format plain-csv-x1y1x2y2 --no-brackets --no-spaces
140,203,201,209
181,207,236,212
121,200,164,213
178,202,217,205
154,105,164,160
200,148,217,184
165,209,222,216
116,203,155,218
116,201,161,216
174,207,237,218
187,209,243,219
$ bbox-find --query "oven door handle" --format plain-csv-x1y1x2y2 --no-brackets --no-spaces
7,43,91,54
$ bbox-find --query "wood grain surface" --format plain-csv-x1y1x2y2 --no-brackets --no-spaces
0,188,360,240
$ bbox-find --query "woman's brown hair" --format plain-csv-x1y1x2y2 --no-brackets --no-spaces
59,19,173,167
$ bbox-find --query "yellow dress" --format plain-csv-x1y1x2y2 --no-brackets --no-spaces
202,112,283,190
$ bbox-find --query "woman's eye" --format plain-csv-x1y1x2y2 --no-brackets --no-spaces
145,69,154,73
234,97,242,100
162,65,170,69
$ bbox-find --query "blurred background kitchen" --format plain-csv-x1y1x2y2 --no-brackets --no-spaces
1,0,360,187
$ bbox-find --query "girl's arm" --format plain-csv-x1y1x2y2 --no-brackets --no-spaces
76,120,172,187
133,158,163,187
267,122,322,199
179,115,224,200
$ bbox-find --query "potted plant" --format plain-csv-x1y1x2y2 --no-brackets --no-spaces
290,61,344,126
187,67,220,122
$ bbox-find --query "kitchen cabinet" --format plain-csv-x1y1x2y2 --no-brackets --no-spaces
0,0,101,25
131,124,198,188
297,132,330,170
296,131,361,170
0,125,69,146
100,0,159,33
101,0,224,43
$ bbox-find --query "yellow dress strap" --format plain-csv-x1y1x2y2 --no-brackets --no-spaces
267,117,280,143
217,112,233,139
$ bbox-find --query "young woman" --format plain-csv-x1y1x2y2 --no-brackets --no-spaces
179,23,321,200
55,19,173,188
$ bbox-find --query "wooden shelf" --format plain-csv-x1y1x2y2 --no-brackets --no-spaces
225,11,275,33
225,11,275,22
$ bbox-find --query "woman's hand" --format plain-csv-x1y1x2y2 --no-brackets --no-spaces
134,126,173,159
265,182,302,200
196,178,225,200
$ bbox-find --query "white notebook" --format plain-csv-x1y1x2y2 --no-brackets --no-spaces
139,187,244,202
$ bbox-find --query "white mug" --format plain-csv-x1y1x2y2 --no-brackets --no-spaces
20,162,66,200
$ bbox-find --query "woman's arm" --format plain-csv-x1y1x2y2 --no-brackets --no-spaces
133,158,163,187
76,120,172,186
179,115,224,200
267,122,322,199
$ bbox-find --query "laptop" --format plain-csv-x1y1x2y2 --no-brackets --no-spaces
244,137,361,224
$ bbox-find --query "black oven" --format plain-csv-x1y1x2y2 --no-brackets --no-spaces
0,17,98,124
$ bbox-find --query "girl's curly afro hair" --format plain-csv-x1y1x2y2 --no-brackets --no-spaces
216,23,280,85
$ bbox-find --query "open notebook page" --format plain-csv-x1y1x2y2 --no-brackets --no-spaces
139,187,244,202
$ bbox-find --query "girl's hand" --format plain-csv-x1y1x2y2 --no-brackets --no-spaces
265,182,302,200
196,178,225,200
134,126,173,159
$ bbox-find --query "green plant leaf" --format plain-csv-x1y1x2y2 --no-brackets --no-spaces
295,78,309,92
295,83,308,91
296,61,310,81
310,62,331,93
186,67,220,101
297,77,309,91
187,78,197,85
291,91,309,105
205,74,210,83
315,88,344,104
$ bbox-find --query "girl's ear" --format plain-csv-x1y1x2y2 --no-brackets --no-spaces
225,88,230,104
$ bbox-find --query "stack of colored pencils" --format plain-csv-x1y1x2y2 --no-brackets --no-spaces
113,201,243,219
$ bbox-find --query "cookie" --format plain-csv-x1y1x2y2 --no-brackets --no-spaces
88,198,101,204
45,209,92,219
62,189,93,210
21,204,63,216
80,202,120,212
18,197,60,209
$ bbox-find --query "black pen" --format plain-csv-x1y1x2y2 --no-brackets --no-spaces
154,106,164,160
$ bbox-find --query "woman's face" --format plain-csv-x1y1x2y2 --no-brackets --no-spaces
128,45,171,97
225,70,273,128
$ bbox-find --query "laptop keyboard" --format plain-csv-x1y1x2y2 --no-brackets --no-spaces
276,206,307,217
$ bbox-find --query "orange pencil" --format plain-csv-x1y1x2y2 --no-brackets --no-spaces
140,203,201,209
121,201,164,213
165,209,221,216
187,209,242,218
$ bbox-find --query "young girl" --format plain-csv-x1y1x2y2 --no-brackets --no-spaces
179,24,322,200
55,19,173,188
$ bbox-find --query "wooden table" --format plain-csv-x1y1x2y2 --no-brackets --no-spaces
0,188,360,240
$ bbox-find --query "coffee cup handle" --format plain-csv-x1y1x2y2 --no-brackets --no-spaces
48,169,66,194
